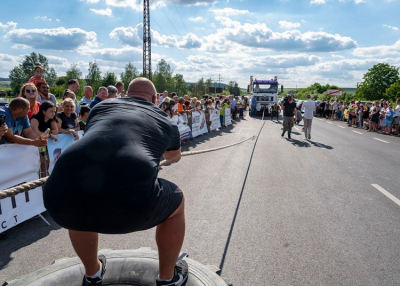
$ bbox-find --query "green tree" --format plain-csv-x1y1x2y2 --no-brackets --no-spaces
9,52,49,93
46,67,58,87
102,72,117,87
196,77,206,97
66,63,82,82
205,78,213,94
120,62,139,91
85,61,102,91
356,63,399,101
153,59,173,93
385,81,400,102
173,74,188,97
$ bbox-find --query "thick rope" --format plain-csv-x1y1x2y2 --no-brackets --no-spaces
0,109,267,200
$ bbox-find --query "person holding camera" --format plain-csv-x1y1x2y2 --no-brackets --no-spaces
281,95,297,139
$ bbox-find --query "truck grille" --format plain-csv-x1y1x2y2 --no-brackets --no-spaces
257,96,273,101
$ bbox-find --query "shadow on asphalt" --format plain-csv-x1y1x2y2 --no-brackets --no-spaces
283,137,334,150
0,211,60,271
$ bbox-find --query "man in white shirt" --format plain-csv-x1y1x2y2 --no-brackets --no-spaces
333,98,339,120
302,94,316,140
78,86,93,109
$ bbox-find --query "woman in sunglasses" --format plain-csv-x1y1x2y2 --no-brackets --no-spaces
18,82,41,119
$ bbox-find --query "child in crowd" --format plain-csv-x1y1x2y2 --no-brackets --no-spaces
78,104,91,131
28,65,47,88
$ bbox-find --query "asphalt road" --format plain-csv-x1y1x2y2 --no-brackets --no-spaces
1,113,400,285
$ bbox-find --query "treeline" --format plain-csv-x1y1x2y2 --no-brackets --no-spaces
8,52,244,100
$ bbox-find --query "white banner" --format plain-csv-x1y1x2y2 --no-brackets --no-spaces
0,144,45,233
225,108,232,126
209,109,221,131
171,115,192,141
47,131,84,174
191,111,208,137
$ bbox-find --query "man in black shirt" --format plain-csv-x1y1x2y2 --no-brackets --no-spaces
43,78,188,286
281,95,297,139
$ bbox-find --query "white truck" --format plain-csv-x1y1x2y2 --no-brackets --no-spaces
248,76,281,115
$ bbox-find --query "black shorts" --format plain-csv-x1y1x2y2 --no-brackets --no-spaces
45,178,183,234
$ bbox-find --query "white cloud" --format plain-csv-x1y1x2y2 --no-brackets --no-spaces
383,24,399,31
0,21,17,32
210,7,249,15
11,44,30,49
90,8,113,17
279,21,301,29
353,39,400,57
189,17,203,22
5,27,97,50
109,25,142,46
35,16,52,21
310,0,326,4
78,46,143,62
210,18,357,52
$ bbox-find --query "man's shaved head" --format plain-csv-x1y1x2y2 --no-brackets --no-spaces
127,77,156,103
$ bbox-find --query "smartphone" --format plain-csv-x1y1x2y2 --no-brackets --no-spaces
0,114,5,126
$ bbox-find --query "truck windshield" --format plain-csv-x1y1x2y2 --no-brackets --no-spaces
253,83,277,94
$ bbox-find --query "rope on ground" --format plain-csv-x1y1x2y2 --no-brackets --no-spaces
0,109,266,200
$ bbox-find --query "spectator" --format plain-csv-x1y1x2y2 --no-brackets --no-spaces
160,101,173,118
37,82,57,105
30,101,59,141
58,89,76,113
78,105,91,131
156,93,160,106
332,98,339,120
190,97,197,109
385,104,394,135
107,86,118,99
184,95,190,102
171,93,178,112
30,101,59,177
160,90,168,104
368,101,380,132
379,102,388,134
90,86,108,108
19,82,41,119
238,96,245,119
78,86,93,109
362,104,370,129
0,97,47,146
115,81,124,98
325,100,331,120
57,98,79,140
176,97,185,115
28,65,46,88
0,123,8,144
220,98,229,127
68,79,80,114
394,99,400,136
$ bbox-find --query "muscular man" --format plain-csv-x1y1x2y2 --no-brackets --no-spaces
302,94,316,140
43,78,188,286
281,95,297,139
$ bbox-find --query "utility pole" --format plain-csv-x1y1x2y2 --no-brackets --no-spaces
143,0,152,80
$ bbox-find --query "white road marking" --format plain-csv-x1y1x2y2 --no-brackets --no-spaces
293,126,299,131
314,142,326,149
353,131,363,135
374,138,389,144
372,184,400,207
338,125,346,129
327,122,333,124
318,119,323,121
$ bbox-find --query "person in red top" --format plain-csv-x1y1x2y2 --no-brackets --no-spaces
28,65,47,88
19,82,41,119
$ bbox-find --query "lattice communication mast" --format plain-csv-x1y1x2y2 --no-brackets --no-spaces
143,0,152,80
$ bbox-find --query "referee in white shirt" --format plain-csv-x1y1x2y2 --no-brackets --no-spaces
302,94,316,140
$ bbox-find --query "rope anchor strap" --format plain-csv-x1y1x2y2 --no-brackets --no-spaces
1,111,266,200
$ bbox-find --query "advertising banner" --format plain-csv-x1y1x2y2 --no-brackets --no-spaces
191,111,207,137
172,115,192,141
225,108,232,126
47,131,84,174
209,109,221,131
0,144,45,233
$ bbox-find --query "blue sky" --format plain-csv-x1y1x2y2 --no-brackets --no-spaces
1,0,399,88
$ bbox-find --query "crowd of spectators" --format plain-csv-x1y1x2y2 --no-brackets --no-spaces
314,98,400,136
0,67,250,176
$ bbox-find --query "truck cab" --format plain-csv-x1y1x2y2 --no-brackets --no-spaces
248,76,280,114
